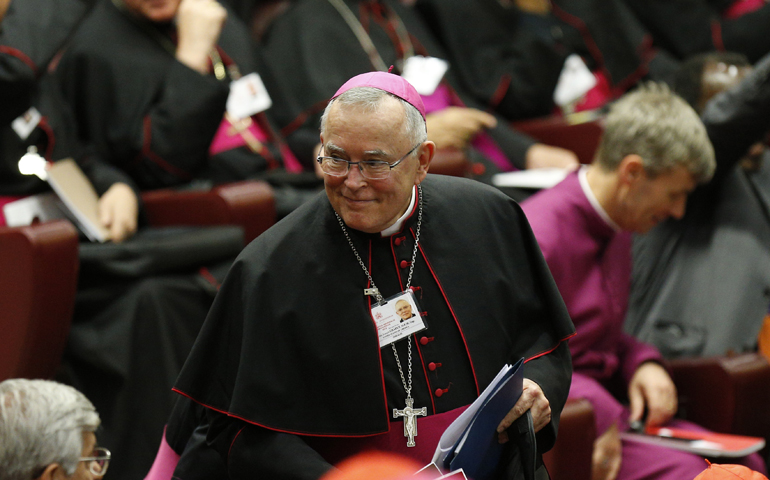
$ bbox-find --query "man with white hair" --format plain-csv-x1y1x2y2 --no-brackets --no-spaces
171,71,575,479
0,378,110,480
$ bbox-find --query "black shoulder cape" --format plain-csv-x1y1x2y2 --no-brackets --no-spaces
174,174,575,438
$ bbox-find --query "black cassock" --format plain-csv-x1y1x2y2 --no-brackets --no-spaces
0,0,132,198
0,3,237,480
258,0,537,173
57,0,298,191
415,0,680,122
621,0,770,63
174,174,575,480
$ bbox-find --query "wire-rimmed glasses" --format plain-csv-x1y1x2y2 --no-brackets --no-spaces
79,447,111,477
316,142,421,180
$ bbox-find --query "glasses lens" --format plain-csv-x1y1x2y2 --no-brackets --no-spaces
88,448,110,476
321,157,349,176
360,161,391,180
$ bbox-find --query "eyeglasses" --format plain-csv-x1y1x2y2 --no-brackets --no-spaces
30,447,111,479
316,142,422,180
79,447,111,477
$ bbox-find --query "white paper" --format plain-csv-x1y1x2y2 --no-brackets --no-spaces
431,364,513,465
11,107,42,140
492,168,570,190
227,73,273,120
553,54,596,107
401,55,449,96
3,192,66,227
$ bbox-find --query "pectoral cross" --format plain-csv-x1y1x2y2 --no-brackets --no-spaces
393,397,427,447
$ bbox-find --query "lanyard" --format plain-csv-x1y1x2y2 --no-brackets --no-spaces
326,0,414,73
335,185,424,420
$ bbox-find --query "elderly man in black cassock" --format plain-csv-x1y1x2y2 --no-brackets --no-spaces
171,71,575,480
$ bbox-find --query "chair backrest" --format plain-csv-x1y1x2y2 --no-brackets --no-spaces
512,114,605,165
142,180,276,245
543,398,595,480
671,353,770,440
0,220,79,381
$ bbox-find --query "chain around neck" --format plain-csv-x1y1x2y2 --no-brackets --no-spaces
334,184,424,400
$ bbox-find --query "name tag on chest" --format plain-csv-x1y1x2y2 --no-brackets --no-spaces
227,73,273,120
12,107,42,140
371,290,427,347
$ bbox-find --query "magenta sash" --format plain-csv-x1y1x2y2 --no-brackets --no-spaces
304,405,469,467
208,115,303,173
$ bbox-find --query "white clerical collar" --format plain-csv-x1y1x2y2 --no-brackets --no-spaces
578,166,621,231
381,186,417,237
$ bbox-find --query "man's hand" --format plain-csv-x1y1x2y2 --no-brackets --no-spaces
591,422,622,480
425,107,497,150
496,378,551,444
524,143,580,170
0,0,11,23
175,0,227,74
628,362,677,427
98,183,138,243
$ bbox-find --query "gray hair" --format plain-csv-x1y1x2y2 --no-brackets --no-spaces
320,87,428,147
0,379,100,480
595,82,716,183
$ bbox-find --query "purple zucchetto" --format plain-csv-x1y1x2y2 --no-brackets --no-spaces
331,71,426,119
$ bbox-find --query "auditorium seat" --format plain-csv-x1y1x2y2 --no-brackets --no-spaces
0,219,79,382
671,353,770,443
545,353,770,480
142,180,276,245
430,148,471,177
543,398,595,480
512,112,605,165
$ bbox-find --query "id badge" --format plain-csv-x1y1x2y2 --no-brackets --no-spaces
226,73,273,120
12,107,42,141
401,55,449,96
371,290,427,348
553,54,596,108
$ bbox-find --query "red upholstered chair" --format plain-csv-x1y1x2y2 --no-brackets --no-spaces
429,148,471,177
142,180,276,245
512,113,605,165
544,398,595,480
0,219,80,382
670,353,770,443
544,353,770,480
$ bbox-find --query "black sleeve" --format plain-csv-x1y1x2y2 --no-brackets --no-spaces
416,0,566,121
622,0,770,62
0,0,90,124
57,26,230,189
206,410,334,480
700,50,770,190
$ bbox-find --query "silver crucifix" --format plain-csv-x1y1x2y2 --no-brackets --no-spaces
393,397,427,447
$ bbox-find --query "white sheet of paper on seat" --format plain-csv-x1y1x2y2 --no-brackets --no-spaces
3,192,66,227
492,168,570,190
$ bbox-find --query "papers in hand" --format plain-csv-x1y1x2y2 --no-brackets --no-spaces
621,426,766,458
431,359,524,480
6,158,111,242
